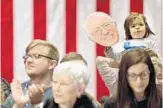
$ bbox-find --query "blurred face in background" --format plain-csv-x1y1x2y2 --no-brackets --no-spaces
52,73,80,106
85,12,119,47
24,46,53,77
129,17,146,39
154,64,162,93
127,62,150,96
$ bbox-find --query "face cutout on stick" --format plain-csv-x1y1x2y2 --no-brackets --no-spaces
84,12,119,47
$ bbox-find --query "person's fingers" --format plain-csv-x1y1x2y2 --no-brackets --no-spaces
12,79,21,84
10,81,22,91
28,84,44,97
11,79,21,88
29,84,40,96
36,85,44,94
28,89,33,98
20,94,30,104
28,84,44,104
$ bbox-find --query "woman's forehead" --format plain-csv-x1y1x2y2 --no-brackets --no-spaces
130,17,144,24
53,73,72,81
127,63,149,74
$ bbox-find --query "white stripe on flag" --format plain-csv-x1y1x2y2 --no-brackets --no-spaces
110,0,129,41
13,0,33,81
110,0,130,51
46,0,66,60
144,0,162,55
77,0,97,98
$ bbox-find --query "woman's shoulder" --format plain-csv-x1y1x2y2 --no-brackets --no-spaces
43,95,97,108
104,101,116,108
43,98,58,108
74,95,98,108
103,97,118,108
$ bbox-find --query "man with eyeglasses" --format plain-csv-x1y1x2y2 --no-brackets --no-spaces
3,39,59,108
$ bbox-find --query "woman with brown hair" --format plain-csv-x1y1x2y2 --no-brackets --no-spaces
104,48,162,108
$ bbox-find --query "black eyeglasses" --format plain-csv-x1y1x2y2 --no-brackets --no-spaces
23,54,53,60
127,71,150,81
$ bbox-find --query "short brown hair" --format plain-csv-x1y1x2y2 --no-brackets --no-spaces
60,52,87,65
26,39,59,63
124,12,154,40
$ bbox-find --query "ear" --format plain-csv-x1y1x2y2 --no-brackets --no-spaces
48,60,57,70
76,83,85,98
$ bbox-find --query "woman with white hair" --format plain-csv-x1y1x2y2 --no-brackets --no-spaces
43,61,96,108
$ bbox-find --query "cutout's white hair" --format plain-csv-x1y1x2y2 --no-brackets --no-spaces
53,61,90,86
83,12,115,37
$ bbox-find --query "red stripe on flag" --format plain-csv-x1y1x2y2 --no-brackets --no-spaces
65,0,76,53
1,0,14,83
96,0,110,101
130,0,144,13
33,0,46,40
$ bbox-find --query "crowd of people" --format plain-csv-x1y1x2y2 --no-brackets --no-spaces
1,12,162,108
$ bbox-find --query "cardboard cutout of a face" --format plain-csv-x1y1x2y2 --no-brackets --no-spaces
84,12,119,47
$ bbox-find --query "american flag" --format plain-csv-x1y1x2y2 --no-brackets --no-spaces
1,0,162,100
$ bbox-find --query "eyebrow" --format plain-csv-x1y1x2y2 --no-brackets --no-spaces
130,22,144,25
103,22,114,26
97,22,112,27
129,69,149,74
